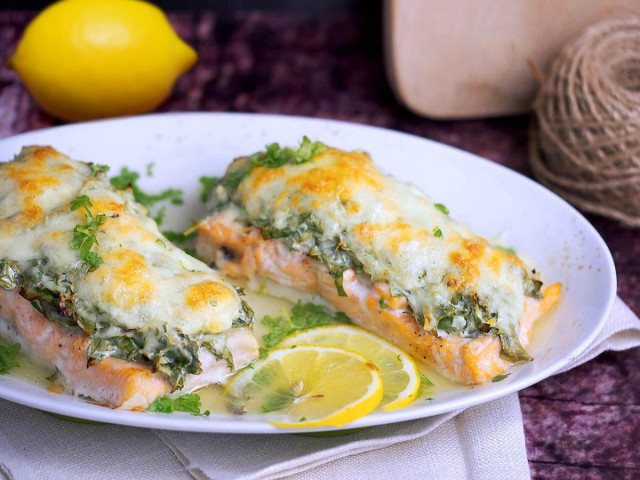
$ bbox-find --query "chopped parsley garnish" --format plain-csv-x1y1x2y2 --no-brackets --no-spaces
434,203,450,215
260,387,294,413
223,170,249,189
437,317,452,330
0,343,20,374
162,230,199,259
174,393,206,415
162,230,195,246
433,228,443,238
109,167,183,225
69,195,107,271
491,373,510,383
250,136,326,169
148,393,209,416
109,167,139,190
147,395,173,413
261,302,352,349
0,261,21,291
257,274,268,294
179,260,195,272
152,207,166,225
379,297,389,309
496,245,517,255
417,373,435,400
420,373,434,387
155,238,166,248
146,162,154,177
199,176,219,203
90,164,110,177
183,248,198,258
45,367,61,382
69,195,92,211
220,137,325,190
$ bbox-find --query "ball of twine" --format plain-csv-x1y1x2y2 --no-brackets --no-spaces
530,17,640,228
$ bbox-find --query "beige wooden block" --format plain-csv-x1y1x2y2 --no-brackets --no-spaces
384,0,640,118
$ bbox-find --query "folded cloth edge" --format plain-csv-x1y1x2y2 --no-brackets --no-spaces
156,410,461,480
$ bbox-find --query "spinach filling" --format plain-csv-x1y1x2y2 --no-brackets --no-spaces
0,258,253,390
0,261,20,291
209,142,541,362
432,292,532,361
255,215,363,297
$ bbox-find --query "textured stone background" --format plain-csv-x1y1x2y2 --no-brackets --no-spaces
0,11,638,479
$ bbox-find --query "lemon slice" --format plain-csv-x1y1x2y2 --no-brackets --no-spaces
224,345,382,428
278,325,420,411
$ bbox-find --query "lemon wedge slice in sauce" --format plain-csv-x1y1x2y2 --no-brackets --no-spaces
224,345,383,428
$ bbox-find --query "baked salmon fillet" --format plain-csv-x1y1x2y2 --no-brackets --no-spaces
196,139,561,385
0,146,259,409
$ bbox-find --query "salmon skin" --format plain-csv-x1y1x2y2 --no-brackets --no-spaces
0,147,259,409
197,142,561,385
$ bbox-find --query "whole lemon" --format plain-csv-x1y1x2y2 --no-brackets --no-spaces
7,0,197,122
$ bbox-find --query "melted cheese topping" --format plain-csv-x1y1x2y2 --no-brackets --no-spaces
0,146,88,234
235,147,531,336
0,146,241,336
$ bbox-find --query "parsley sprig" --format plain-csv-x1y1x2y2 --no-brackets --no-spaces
199,176,219,203
161,230,198,258
69,195,107,271
434,203,450,215
109,167,183,226
417,373,435,400
250,136,326,169
496,245,517,255
218,137,326,190
148,393,210,416
491,373,510,383
162,230,195,245
261,302,351,349
90,164,110,177
0,342,20,374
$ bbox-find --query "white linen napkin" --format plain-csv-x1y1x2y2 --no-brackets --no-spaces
155,393,529,480
0,296,638,480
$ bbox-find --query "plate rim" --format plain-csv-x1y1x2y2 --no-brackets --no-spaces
0,111,617,434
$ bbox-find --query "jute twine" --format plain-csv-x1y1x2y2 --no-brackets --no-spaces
530,17,640,227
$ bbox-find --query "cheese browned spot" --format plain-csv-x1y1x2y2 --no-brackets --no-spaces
186,281,235,311
88,198,126,216
94,249,156,308
247,165,287,190
5,152,60,227
356,223,432,255
0,146,89,235
285,149,383,201
447,240,486,290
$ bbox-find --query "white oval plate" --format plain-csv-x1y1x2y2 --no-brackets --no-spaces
0,113,616,433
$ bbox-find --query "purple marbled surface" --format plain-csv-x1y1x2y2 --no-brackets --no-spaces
0,11,638,479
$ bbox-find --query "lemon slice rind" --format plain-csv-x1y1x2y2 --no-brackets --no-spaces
224,345,383,428
278,324,421,411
